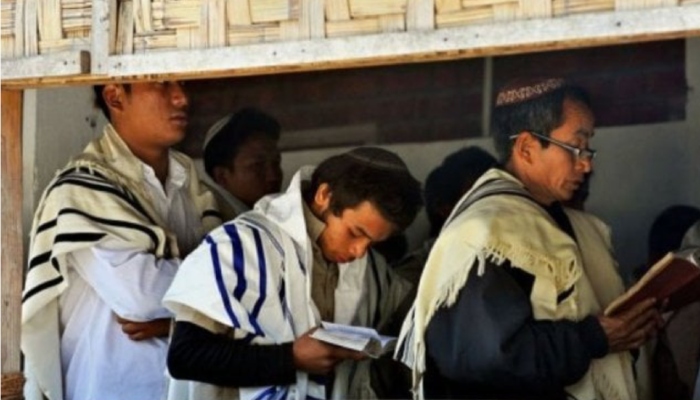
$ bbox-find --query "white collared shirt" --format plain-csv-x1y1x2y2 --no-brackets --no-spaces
59,154,203,400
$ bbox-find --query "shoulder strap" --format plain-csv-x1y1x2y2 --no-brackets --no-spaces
442,178,535,231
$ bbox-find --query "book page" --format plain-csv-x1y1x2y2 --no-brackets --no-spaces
310,321,397,358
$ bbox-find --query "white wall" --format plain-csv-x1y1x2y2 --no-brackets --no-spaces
22,86,107,249
24,39,700,277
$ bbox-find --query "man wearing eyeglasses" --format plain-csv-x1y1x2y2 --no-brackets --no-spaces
396,78,662,400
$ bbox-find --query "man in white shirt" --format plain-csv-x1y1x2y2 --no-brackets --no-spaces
21,82,221,400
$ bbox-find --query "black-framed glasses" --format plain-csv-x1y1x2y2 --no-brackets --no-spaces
510,131,597,162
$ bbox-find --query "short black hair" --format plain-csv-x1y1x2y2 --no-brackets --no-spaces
425,146,496,236
492,84,591,163
306,147,423,232
203,107,281,179
648,205,700,265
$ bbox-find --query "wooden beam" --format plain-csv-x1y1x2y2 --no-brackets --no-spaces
91,0,113,74
103,6,700,79
1,89,25,400
1,50,90,81
2,5,700,88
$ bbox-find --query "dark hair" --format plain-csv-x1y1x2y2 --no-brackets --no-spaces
425,146,496,236
203,107,281,178
492,84,591,163
648,205,700,265
93,84,131,122
306,147,423,232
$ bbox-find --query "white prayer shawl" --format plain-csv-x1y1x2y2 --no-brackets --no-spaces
200,169,250,222
163,166,410,400
21,125,221,400
396,168,636,400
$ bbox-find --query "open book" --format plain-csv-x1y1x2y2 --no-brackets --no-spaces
310,321,397,358
605,249,700,316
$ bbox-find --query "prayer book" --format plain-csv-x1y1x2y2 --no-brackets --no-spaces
605,249,700,316
310,321,397,358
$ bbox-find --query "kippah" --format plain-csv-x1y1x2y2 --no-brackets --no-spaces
495,77,565,106
346,147,409,172
203,114,234,151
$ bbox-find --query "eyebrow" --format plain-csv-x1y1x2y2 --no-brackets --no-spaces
356,226,378,242
575,129,594,139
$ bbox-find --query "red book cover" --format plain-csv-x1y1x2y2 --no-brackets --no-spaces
605,251,700,316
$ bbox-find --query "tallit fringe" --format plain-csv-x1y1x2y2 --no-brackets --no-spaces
401,239,580,400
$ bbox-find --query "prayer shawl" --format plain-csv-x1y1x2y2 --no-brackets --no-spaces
395,168,636,400
200,170,250,222
163,166,410,400
21,125,221,400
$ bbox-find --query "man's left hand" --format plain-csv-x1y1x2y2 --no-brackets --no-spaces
116,316,171,341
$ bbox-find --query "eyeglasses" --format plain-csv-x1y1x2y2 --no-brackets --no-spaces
510,131,597,162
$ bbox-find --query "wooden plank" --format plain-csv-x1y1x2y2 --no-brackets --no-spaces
435,0,461,13
227,0,253,26
97,6,700,80
13,0,24,58
37,0,62,41
1,373,24,400
326,16,380,37
1,90,24,391
305,0,325,39
206,0,227,48
2,5,699,87
349,0,407,17
325,0,351,21
437,6,493,27
461,0,517,6
407,0,434,30
24,0,38,56
520,0,552,18
92,0,111,74
250,0,290,23
1,50,89,80
116,0,134,54
494,3,518,21
379,13,405,32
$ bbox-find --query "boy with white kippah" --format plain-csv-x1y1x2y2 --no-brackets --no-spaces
202,107,283,221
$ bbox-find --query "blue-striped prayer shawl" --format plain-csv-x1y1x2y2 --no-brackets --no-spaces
21,125,221,400
163,166,412,400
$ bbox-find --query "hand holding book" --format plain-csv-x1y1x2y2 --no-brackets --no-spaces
605,249,700,316
310,321,397,359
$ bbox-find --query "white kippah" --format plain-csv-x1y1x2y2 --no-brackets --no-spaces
203,114,234,151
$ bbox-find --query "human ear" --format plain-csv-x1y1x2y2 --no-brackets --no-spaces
212,166,230,186
313,183,332,213
103,84,125,114
514,132,534,164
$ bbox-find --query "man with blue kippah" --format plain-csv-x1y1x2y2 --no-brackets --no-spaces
396,78,662,400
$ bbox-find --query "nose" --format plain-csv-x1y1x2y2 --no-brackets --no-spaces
267,162,283,184
349,238,371,259
169,81,189,109
577,156,593,173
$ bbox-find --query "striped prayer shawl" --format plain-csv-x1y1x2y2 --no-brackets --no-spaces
21,125,221,400
395,168,636,400
164,166,410,400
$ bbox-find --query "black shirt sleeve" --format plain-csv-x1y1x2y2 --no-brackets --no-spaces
167,321,297,387
424,260,608,397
